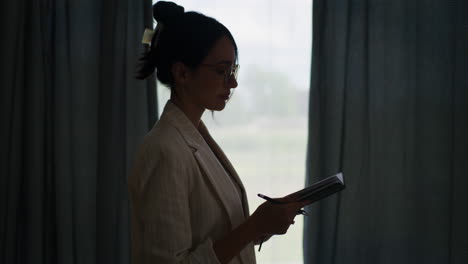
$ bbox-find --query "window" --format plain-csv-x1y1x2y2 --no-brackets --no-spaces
155,1,311,263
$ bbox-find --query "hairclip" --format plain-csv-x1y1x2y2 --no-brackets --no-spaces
141,28,155,45
141,23,164,50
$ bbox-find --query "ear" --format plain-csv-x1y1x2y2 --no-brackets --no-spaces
171,62,191,87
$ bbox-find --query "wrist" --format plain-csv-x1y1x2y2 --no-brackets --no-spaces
244,214,264,241
213,215,263,263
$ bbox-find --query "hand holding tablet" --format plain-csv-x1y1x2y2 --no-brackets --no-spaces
256,172,345,251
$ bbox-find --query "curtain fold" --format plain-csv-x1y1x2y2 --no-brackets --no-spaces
304,0,468,263
0,0,156,263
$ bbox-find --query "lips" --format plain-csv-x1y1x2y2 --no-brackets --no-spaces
219,94,230,100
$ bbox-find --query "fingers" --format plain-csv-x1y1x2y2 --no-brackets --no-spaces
274,197,291,204
253,198,310,236
284,193,302,201
297,209,308,216
274,196,313,207
292,199,312,209
286,201,311,217
278,193,305,203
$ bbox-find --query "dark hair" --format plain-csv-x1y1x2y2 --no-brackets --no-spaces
135,1,238,87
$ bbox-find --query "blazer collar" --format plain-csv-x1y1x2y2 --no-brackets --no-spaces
160,101,250,226
159,101,205,151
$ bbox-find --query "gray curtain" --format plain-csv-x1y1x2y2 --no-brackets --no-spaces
0,0,156,263
304,0,467,263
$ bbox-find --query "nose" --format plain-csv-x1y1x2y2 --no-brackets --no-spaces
227,75,238,88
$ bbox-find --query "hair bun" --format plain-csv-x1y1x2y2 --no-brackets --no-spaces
153,1,185,24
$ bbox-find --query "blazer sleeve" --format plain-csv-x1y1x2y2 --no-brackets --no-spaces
130,144,222,264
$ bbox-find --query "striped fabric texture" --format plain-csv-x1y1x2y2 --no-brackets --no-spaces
128,101,256,264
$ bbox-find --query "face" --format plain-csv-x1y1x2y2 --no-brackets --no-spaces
184,36,238,111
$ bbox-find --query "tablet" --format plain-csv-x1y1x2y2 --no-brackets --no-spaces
291,172,345,203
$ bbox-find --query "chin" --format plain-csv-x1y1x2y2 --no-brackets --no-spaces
209,105,226,111
207,101,227,111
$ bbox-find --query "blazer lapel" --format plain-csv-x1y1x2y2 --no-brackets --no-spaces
162,102,245,228
198,122,250,218
193,145,245,228
198,123,257,264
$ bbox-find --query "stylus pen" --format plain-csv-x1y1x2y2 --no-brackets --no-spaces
257,194,308,215
257,193,282,204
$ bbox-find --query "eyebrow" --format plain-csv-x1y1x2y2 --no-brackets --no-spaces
214,60,234,65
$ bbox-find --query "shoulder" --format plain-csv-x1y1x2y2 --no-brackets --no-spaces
144,118,193,158
131,121,192,175
129,119,197,194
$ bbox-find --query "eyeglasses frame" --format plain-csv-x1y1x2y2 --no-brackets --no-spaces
199,63,239,85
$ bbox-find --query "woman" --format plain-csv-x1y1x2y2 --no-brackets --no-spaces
128,2,310,263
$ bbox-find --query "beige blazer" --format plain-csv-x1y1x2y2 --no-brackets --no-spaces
128,101,256,264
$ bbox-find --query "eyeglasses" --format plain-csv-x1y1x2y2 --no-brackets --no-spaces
200,63,239,85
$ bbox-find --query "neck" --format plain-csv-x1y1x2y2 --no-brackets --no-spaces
170,93,205,128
